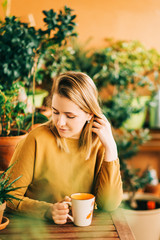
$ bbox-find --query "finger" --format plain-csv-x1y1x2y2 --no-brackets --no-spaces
92,128,99,134
52,208,69,216
64,196,71,202
94,118,106,126
54,218,67,225
54,214,68,221
56,202,68,210
92,121,102,129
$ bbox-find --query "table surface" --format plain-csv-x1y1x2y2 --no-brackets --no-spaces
0,209,135,240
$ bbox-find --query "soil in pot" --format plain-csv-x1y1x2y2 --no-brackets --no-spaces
122,199,160,211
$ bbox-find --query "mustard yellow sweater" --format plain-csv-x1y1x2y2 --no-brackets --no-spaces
7,124,123,219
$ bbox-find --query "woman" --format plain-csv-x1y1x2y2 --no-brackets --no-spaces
7,72,123,224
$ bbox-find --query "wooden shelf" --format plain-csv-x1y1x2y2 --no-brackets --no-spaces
130,129,160,179
140,129,160,152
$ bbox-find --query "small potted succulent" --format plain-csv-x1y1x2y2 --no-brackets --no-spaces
0,163,23,227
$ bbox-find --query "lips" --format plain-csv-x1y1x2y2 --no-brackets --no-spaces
59,128,67,132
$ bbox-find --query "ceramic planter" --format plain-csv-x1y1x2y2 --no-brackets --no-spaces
123,96,150,130
149,89,160,129
27,89,48,108
0,130,28,170
122,193,160,240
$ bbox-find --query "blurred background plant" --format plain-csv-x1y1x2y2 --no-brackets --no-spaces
89,39,160,198
0,5,77,136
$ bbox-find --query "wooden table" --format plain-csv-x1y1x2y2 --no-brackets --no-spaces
0,209,135,240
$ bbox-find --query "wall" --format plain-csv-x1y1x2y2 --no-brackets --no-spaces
0,0,160,50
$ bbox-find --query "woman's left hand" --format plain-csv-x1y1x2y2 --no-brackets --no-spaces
92,115,118,162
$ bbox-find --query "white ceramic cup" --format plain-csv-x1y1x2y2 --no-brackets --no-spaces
64,193,95,227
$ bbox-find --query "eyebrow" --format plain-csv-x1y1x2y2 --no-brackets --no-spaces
51,107,76,115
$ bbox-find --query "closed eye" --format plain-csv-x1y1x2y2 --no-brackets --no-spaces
67,115,75,119
52,107,76,119
53,111,59,115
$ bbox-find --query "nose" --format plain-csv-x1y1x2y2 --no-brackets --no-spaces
57,115,66,127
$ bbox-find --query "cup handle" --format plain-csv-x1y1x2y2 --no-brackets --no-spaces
63,201,74,222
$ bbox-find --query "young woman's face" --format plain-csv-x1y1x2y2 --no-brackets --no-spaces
52,94,91,139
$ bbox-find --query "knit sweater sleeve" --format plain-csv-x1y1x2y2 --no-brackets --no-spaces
6,132,52,219
93,146,123,211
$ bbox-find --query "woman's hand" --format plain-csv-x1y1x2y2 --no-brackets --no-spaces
92,114,118,162
45,196,71,224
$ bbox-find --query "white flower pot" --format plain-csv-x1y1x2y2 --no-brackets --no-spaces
122,193,160,240
123,96,150,130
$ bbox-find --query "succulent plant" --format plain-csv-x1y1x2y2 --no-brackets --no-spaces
0,163,23,205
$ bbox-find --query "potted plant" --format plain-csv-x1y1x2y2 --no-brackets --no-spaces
0,5,77,170
90,39,160,127
0,163,23,229
0,13,41,170
0,87,29,170
120,165,160,240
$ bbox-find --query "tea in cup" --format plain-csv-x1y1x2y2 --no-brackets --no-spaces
64,193,95,227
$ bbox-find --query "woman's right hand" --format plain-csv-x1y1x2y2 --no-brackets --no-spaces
45,196,71,224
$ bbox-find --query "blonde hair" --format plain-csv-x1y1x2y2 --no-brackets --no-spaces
50,71,102,159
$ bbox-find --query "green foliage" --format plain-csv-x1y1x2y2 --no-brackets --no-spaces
22,112,48,131
0,162,23,205
39,6,77,49
36,46,75,90
0,6,77,136
114,128,153,198
114,128,151,161
0,6,77,92
0,86,27,136
102,92,144,128
91,39,160,91
69,39,94,75
0,16,40,91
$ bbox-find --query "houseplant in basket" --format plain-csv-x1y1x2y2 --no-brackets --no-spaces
0,163,23,229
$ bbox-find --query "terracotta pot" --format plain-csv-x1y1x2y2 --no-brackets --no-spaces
0,202,6,224
0,130,28,171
